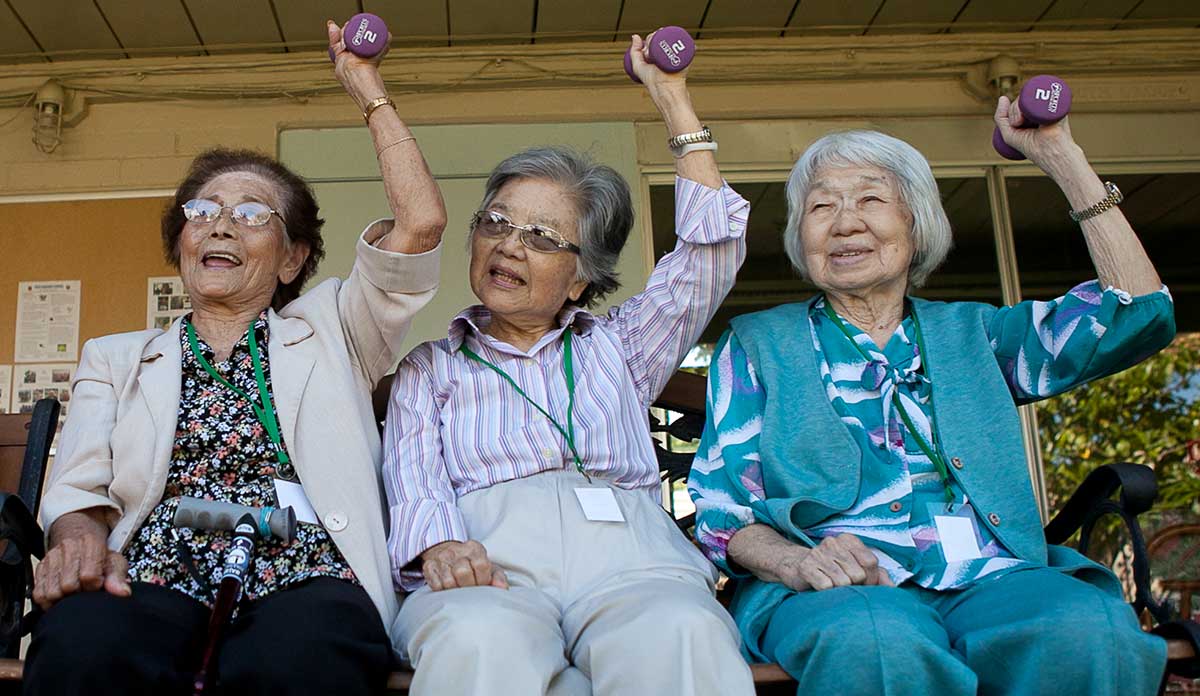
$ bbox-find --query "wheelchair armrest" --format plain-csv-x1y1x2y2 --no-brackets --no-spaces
0,493,45,561
1043,463,1156,545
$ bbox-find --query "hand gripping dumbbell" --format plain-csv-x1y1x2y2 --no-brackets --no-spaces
624,26,695,83
993,74,1073,160
329,13,388,62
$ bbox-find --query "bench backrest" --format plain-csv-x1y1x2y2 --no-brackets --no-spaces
0,399,60,515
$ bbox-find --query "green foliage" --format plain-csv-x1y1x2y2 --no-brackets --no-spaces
1038,333,1200,562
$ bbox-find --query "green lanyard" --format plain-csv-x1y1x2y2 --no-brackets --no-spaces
459,330,586,479
821,299,956,504
185,318,291,469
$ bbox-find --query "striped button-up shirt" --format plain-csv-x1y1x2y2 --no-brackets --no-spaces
383,177,749,590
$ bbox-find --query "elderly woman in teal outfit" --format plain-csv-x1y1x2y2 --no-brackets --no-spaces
687,98,1175,694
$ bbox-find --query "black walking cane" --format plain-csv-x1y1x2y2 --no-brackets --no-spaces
173,497,297,696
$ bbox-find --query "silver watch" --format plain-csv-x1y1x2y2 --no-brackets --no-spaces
667,126,713,151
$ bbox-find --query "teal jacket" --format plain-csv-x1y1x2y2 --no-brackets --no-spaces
722,293,1175,656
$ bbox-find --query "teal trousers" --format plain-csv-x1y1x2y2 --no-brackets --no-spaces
758,567,1166,696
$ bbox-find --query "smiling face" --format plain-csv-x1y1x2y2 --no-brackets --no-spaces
468,177,588,329
178,170,308,313
799,164,915,300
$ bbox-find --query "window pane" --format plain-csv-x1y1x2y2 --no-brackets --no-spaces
1008,172,1200,554
1006,172,1199,330
917,177,1002,305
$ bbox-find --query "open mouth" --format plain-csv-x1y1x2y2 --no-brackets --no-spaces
202,251,242,269
489,266,526,287
830,248,873,264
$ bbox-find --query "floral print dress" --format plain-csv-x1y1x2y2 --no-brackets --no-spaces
125,313,356,607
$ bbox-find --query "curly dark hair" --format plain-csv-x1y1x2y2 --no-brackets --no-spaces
161,148,326,310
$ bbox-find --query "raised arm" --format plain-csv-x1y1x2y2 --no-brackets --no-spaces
605,34,749,402
627,33,721,188
993,97,1160,295
328,21,446,253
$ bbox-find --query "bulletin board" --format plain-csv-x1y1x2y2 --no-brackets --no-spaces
0,196,177,365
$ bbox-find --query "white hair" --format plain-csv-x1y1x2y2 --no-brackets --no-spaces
783,130,952,288
479,147,633,307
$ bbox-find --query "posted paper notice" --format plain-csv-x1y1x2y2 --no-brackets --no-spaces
15,281,80,363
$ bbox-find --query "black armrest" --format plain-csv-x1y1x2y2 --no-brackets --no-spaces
0,493,45,561
0,492,44,659
1043,462,1170,625
1153,620,1200,678
1043,463,1156,545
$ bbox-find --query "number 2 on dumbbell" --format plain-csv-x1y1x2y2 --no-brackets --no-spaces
329,13,389,62
993,74,1073,160
624,26,696,83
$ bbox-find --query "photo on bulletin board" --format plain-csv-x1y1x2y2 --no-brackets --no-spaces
9,363,74,446
147,276,192,331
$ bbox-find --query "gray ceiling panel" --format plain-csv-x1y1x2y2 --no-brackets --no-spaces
183,0,283,53
363,1,450,46
9,0,123,56
537,0,622,42
617,0,708,36
786,0,883,36
96,0,201,54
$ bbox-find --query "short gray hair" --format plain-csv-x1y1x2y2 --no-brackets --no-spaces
783,130,952,288
479,147,633,308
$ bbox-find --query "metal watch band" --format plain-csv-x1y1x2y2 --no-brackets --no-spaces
667,126,712,151
1069,181,1123,222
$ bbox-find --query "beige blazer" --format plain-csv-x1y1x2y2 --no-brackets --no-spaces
42,224,441,626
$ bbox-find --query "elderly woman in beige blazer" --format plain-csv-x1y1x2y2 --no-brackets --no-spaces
24,22,444,696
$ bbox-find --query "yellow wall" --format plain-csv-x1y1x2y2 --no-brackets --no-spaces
0,197,175,364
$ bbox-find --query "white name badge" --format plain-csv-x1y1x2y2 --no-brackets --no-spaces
573,487,626,523
273,478,320,525
934,514,983,563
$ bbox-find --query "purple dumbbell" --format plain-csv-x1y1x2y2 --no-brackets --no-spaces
993,74,1072,160
329,13,388,62
624,26,695,84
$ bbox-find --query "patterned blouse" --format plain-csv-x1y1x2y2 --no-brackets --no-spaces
125,313,356,607
689,282,1174,590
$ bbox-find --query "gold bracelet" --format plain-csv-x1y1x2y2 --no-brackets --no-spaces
1068,181,1124,223
376,136,417,157
362,96,396,125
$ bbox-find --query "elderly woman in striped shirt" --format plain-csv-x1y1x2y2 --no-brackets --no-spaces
379,34,755,696
687,112,1174,692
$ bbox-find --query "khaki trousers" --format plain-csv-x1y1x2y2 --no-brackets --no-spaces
393,470,754,696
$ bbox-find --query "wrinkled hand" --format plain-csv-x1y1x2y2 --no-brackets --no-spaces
774,534,893,592
420,540,509,592
32,534,130,610
627,32,688,94
327,20,392,112
993,95,1080,176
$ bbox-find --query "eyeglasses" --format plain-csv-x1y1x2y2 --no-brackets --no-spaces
182,198,286,228
471,210,581,255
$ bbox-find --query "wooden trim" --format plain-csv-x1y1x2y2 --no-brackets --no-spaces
653,370,707,415
0,415,32,448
